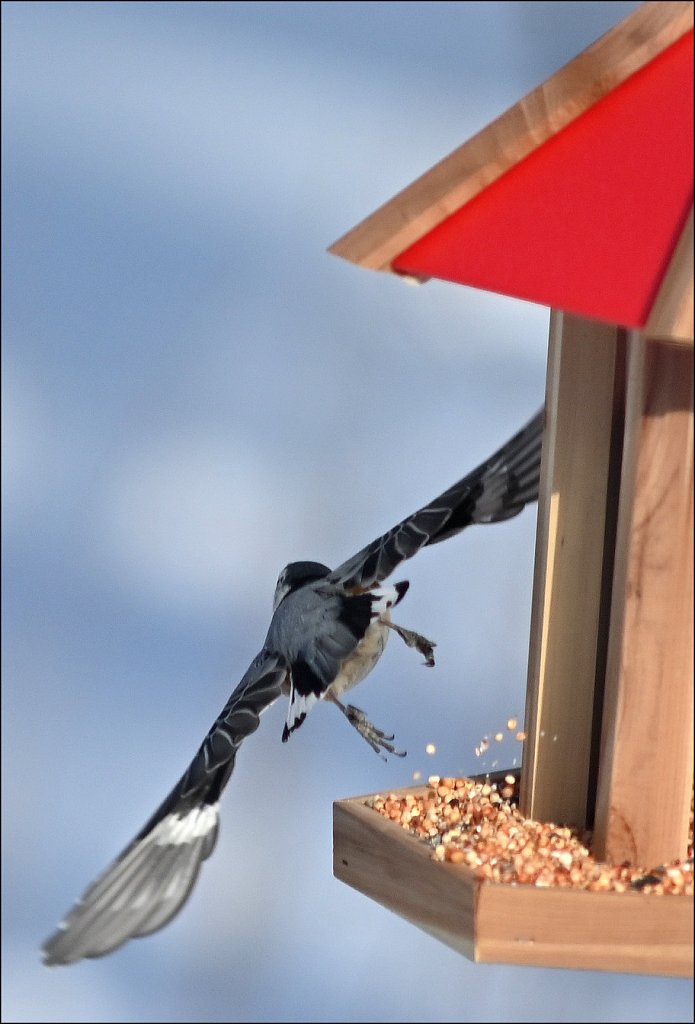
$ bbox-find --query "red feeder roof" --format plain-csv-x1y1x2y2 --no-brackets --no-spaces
330,2,694,343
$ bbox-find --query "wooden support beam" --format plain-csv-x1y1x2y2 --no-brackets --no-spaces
521,312,622,829
594,335,694,867
645,206,694,346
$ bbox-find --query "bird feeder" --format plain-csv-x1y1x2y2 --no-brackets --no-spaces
330,1,693,977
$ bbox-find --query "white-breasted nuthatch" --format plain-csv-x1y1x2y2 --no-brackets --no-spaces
42,408,543,964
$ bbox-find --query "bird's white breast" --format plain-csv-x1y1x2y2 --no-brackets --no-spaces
329,613,391,697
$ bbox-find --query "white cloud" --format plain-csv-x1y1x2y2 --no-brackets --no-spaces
4,5,512,237
0,361,80,532
96,430,310,613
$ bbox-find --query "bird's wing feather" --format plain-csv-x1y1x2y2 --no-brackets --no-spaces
42,650,287,965
328,408,544,590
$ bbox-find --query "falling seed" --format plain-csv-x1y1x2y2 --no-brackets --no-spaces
495,732,504,743
507,718,518,730
516,731,527,742
425,743,437,755
475,734,490,758
412,770,422,782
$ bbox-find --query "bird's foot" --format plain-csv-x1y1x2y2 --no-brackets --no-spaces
344,704,406,760
385,621,437,667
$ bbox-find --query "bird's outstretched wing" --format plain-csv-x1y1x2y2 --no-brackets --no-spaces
329,408,544,591
42,650,288,965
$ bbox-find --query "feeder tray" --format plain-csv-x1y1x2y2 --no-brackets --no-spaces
334,775,693,978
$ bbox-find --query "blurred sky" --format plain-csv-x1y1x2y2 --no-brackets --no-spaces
3,2,692,1022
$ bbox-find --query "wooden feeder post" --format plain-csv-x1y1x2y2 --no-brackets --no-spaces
329,2,694,977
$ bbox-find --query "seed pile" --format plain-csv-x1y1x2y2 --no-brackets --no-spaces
367,775,694,896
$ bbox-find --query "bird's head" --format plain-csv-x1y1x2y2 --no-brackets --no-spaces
273,560,331,611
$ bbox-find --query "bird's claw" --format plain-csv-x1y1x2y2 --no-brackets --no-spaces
387,622,437,667
345,704,406,759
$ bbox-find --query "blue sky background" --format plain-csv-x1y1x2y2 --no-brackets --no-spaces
3,2,692,1021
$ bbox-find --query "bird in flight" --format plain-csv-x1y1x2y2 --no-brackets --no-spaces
42,408,544,965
